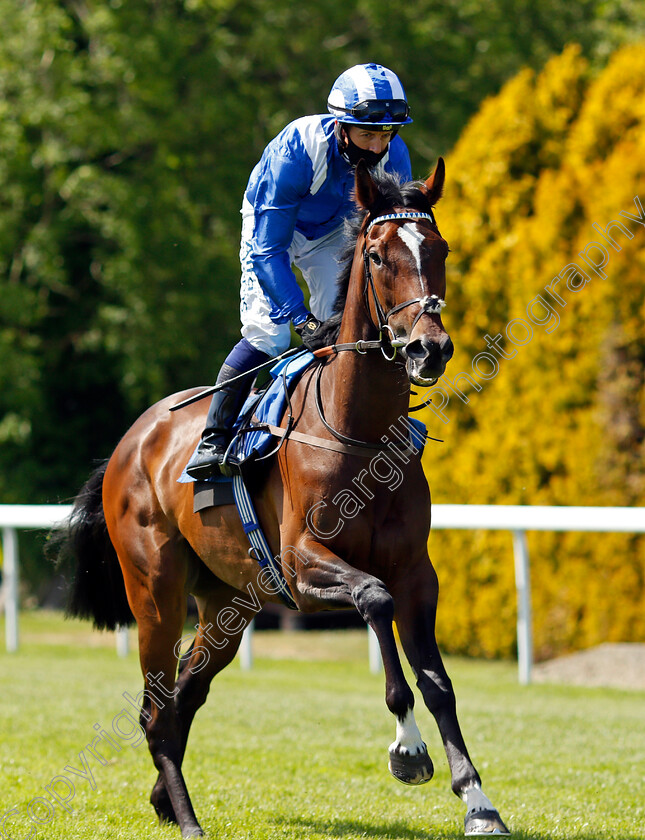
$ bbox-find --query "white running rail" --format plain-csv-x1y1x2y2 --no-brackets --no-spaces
1,504,644,682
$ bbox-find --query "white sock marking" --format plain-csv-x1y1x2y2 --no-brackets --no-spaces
463,783,495,811
389,709,426,755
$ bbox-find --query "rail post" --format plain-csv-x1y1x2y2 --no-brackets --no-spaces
116,625,130,657
2,527,19,653
368,625,382,673
239,620,254,670
512,529,533,685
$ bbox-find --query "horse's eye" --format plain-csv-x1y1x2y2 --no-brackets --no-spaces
369,252,382,266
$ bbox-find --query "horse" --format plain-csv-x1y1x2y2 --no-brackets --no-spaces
52,159,509,838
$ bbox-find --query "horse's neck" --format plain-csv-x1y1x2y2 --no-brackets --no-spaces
326,267,411,441
327,353,409,441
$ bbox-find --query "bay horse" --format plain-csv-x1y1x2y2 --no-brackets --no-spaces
53,160,509,837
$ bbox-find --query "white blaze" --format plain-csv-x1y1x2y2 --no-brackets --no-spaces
397,223,426,294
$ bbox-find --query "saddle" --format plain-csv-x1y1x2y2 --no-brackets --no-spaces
178,349,316,493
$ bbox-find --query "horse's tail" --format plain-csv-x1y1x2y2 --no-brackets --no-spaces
48,461,134,630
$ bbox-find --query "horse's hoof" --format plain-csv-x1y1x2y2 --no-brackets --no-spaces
181,827,204,838
388,747,434,785
464,808,510,836
151,791,178,826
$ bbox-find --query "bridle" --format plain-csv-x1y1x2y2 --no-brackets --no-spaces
304,210,448,448
362,211,446,361
311,209,448,424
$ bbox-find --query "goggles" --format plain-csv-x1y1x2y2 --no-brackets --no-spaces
337,99,410,123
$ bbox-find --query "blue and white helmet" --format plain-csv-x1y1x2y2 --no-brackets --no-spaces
327,63,413,129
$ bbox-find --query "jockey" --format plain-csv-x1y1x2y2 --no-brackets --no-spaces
186,63,414,479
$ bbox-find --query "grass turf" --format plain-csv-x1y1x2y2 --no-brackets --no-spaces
0,611,643,839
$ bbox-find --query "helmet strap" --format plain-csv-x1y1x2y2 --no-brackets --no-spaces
335,121,348,154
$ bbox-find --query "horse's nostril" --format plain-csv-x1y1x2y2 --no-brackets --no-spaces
407,337,449,365
440,336,454,362
405,338,443,371
405,339,429,362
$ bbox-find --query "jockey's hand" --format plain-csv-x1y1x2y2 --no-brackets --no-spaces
294,313,323,350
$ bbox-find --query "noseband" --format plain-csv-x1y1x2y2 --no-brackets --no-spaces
363,212,446,360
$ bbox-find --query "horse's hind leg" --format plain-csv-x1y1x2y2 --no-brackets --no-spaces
149,585,248,826
393,563,510,836
112,526,205,839
138,611,207,838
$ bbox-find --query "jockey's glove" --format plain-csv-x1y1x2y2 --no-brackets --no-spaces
294,313,323,351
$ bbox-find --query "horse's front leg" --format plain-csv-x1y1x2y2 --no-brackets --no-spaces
288,541,434,785
392,561,510,836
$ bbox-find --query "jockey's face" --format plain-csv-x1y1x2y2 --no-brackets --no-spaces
346,125,394,155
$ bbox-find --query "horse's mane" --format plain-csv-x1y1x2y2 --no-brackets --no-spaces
311,172,436,348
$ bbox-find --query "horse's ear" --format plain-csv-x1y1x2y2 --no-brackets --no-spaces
354,160,380,211
424,157,445,206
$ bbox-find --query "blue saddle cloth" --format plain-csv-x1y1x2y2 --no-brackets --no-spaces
178,350,316,484
178,350,316,611
232,350,317,463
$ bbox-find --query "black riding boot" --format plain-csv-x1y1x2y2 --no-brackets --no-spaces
186,364,254,479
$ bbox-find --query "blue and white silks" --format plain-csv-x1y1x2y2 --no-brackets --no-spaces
243,114,412,326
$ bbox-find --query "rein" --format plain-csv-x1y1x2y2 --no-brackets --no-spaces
174,211,446,445
251,360,434,462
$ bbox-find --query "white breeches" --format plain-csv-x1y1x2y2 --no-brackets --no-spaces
239,199,347,356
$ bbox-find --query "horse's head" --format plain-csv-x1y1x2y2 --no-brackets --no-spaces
354,159,453,385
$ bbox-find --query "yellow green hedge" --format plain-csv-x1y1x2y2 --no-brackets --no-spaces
419,44,645,660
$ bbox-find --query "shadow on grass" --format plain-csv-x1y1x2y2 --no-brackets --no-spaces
277,815,645,840
276,814,462,840
511,832,645,840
